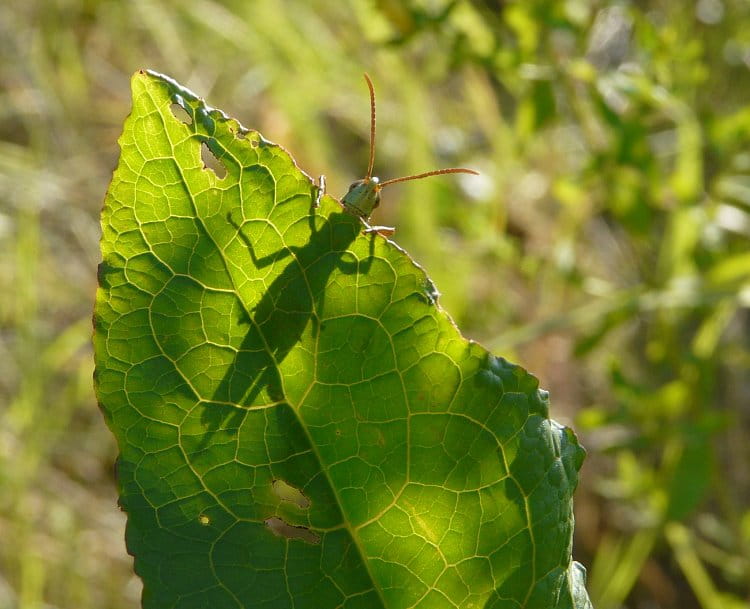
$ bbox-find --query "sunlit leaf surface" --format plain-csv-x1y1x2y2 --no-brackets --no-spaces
93,71,591,609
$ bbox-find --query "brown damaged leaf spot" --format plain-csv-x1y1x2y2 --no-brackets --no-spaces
264,517,320,545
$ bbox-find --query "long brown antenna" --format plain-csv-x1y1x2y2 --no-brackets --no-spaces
363,73,376,180
379,167,479,188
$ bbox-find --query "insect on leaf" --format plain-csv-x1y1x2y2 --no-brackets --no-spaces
93,70,592,609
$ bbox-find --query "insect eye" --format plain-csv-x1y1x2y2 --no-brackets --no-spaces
346,180,363,193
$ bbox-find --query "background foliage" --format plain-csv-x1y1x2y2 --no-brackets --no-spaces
0,1,748,608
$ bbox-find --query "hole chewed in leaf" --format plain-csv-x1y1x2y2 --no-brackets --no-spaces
201,142,227,179
264,517,320,544
199,514,210,525
169,103,192,126
272,479,311,509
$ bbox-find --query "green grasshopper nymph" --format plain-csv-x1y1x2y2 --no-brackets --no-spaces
336,73,478,236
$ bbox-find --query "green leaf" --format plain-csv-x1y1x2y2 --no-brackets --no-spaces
94,71,591,609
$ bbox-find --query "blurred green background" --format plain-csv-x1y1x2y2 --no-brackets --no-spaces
1,1,749,608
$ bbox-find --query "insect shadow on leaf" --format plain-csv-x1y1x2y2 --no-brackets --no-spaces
197,207,378,449
196,73,476,450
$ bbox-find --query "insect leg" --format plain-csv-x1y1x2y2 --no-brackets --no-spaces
313,174,326,208
362,220,395,237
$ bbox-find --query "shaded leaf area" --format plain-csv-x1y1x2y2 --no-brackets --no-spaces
94,71,590,609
